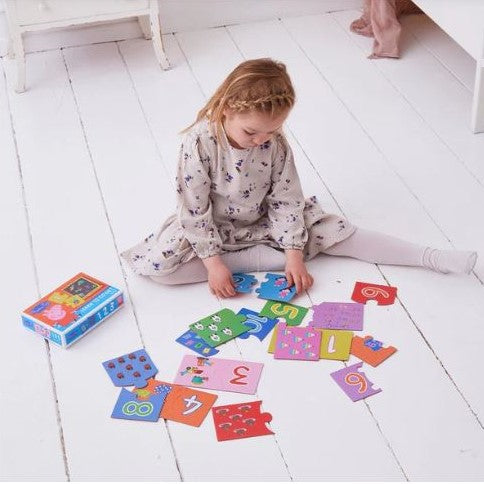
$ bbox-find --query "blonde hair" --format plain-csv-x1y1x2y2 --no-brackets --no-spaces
183,58,295,141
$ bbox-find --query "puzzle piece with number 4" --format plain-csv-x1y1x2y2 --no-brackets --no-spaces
212,400,274,441
351,281,397,306
255,273,296,302
330,362,382,401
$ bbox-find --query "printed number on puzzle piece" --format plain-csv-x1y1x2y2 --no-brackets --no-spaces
176,329,219,356
330,362,382,402
189,308,250,347
350,335,397,367
102,348,158,388
351,281,397,306
233,273,258,294
111,387,170,422
273,322,321,361
260,300,308,326
256,273,296,302
310,302,364,331
212,400,274,441
237,308,278,341
319,330,353,360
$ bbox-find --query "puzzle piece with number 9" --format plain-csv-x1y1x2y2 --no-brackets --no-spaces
351,281,397,306
330,362,382,401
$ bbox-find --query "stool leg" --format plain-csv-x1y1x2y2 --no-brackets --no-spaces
138,15,152,40
12,30,26,93
471,58,484,133
149,2,170,70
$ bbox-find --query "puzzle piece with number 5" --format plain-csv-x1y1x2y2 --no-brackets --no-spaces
233,273,258,293
351,281,397,306
350,335,397,367
255,273,296,302
260,300,308,326
273,322,321,361
330,362,382,401
190,308,250,347
212,400,274,441
173,355,263,394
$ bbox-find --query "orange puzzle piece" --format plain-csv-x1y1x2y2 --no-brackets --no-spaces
350,335,397,367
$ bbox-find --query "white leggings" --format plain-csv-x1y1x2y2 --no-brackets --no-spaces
150,228,446,285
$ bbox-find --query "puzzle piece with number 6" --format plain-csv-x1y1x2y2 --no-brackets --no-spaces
255,273,296,302
260,300,308,326
212,400,274,441
351,281,397,306
350,335,397,367
330,362,382,401
190,308,250,347
273,322,321,361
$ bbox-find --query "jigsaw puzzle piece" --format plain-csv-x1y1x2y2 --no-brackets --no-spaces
176,329,219,356
260,300,308,326
212,400,274,441
102,349,158,388
111,386,170,422
330,362,382,401
273,322,321,361
319,330,353,360
190,308,251,347
233,273,258,293
255,273,296,302
237,308,278,341
310,302,364,330
351,282,397,306
350,335,397,367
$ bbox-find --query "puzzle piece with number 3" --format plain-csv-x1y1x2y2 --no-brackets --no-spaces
173,355,264,394
351,281,397,306
330,362,382,401
212,400,274,441
255,273,296,302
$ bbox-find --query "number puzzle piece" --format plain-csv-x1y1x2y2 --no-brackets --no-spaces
350,335,397,367
102,349,158,388
330,362,382,401
175,330,219,356
351,281,397,306
255,273,296,302
161,384,218,427
173,355,263,394
273,322,321,361
190,308,250,347
260,300,308,326
267,327,277,354
111,386,170,422
233,273,258,293
310,302,364,331
212,400,274,441
237,308,278,341
319,330,353,360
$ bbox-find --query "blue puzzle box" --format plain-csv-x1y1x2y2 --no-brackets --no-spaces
21,272,124,348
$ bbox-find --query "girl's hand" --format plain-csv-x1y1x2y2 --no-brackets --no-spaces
285,249,314,294
202,255,236,298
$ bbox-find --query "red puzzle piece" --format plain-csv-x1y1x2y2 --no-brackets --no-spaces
212,400,274,441
351,281,397,306
350,335,397,367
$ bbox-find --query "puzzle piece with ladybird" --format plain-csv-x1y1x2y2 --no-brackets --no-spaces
236,308,278,341
310,302,364,331
351,281,397,306
102,349,157,388
233,273,258,293
260,300,308,326
212,400,274,441
255,273,296,302
189,308,250,347
330,362,382,401
350,335,397,367
273,322,321,361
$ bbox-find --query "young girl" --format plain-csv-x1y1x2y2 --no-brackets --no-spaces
122,59,477,298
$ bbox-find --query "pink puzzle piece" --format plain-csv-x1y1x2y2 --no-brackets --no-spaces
273,322,321,361
310,302,364,330
351,282,397,306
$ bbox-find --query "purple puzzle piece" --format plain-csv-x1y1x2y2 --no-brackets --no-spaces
330,362,382,401
310,302,364,330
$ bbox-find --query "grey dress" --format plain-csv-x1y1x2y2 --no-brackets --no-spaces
122,119,355,276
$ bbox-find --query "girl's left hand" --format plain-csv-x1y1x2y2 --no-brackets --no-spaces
285,249,314,294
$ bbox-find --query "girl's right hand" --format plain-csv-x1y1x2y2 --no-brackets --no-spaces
203,256,236,298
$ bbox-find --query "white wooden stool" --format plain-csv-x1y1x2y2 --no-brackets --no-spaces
5,0,170,93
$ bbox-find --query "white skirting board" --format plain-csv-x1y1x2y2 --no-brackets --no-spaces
0,0,362,56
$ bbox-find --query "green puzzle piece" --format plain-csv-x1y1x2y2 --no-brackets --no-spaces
260,300,308,326
189,308,250,347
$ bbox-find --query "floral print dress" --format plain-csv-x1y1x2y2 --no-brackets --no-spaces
121,119,355,276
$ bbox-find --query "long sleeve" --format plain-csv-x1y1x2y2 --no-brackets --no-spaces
176,134,223,259
266,135,308,250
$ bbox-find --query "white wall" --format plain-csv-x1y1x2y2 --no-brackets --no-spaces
0,0,362,56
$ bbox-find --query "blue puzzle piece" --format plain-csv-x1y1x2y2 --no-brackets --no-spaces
255,273,296,302
102,349,158,388
233,273,258,293
237,308,278,341
175,330,219,356
111,386,171,422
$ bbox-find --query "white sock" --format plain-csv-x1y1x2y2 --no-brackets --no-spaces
422,248,477,274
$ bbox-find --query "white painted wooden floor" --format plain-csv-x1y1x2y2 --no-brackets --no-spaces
2,10,484,482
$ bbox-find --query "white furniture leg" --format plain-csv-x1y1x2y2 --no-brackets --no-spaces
138,15,152,40
149,1,170,70
12,30,26,93
471,58,484,133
